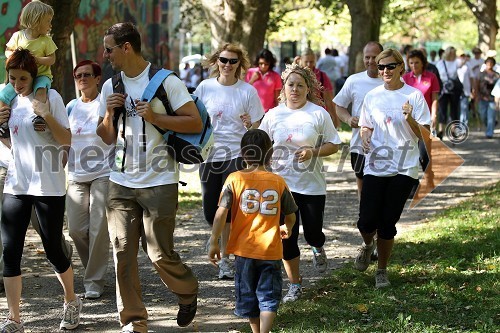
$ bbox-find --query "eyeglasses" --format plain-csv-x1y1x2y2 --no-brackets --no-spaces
74,73,94,80
218,56,239,65
104,44,123,54
377,63,400,71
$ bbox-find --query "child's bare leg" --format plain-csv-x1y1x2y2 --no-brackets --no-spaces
34,87,48,103
259,311,276,333
249,317,260,333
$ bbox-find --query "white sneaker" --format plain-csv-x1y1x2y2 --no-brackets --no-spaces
218,258,234,279
354,241,375,272
60,297,83,330
282,283,302,303
0,319,24,333
312,247,328,273
375,269,391,288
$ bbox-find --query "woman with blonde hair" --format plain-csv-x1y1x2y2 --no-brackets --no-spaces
195,43,264,280
354,48,430,288
260,63,341,302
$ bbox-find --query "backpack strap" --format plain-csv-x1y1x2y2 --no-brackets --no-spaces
111,72,127,172
142,68,173,102
142,66,178,135
66,98,78,116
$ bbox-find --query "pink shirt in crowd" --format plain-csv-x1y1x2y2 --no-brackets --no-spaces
403,70,441,110
245,68,282,113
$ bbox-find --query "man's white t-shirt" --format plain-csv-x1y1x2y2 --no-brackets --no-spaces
99,63,192,188
359,84,431,179
68,94,114,182
333,70,383,154
4,90,69,196
260,101,341,195
194,78,264,162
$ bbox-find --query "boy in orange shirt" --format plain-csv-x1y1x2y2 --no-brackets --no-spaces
208,129,297,333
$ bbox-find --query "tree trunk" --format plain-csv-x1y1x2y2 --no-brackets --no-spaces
345,0,385,75
463,0,498,53
200,0,271,67
41,0,81,102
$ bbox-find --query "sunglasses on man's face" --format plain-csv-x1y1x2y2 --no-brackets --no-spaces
377,63,400,71
104,44,123,54
74,73,94,80
218,56,239,65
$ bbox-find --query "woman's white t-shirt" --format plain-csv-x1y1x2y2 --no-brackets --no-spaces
99,63,192,188
194,78,265,162
359,84,431,179
68,94,114,182
4,89,69,196
260,101,341,195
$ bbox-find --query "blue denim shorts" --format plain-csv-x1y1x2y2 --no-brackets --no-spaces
233,256,283,318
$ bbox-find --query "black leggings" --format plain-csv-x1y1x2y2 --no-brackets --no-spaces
1,194,70,277
199,157,245,225
357,175,417,240
282,192,326,261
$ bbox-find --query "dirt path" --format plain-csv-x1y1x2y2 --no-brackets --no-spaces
1,130,498,333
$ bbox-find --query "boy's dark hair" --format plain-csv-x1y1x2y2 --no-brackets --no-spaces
241,129,273,166
105,22,142,53
6,48,38,79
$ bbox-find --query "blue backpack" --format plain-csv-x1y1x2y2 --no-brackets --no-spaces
112,66,213,164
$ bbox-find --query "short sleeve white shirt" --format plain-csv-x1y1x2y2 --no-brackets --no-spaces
259,101,341,195
194,78,264,162
4,90,69,196
99,63,192,188
359,84,431,179
333,71,383,154
68,94,114,182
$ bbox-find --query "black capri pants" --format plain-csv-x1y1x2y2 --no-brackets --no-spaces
1,194,70,277
199,157,245,225
282,192,326,261
357,175,417,240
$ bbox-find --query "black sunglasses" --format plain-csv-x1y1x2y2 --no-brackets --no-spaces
74,73,94,79
218,56,239,65
377,63,400,71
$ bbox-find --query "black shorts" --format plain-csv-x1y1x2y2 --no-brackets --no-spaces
350,153,365,179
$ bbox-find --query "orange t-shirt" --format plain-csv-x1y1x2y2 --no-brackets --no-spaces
219,169,297,260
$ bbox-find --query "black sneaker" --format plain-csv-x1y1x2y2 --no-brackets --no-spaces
177,297,197,327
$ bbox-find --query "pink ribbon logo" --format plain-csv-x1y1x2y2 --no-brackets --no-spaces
76,127,82,135
216,111,223,119
286,134,293,142
13,125,18,135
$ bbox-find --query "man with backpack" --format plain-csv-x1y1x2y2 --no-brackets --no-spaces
96,22,201,333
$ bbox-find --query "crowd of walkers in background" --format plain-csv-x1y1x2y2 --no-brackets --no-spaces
0,3,498,332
